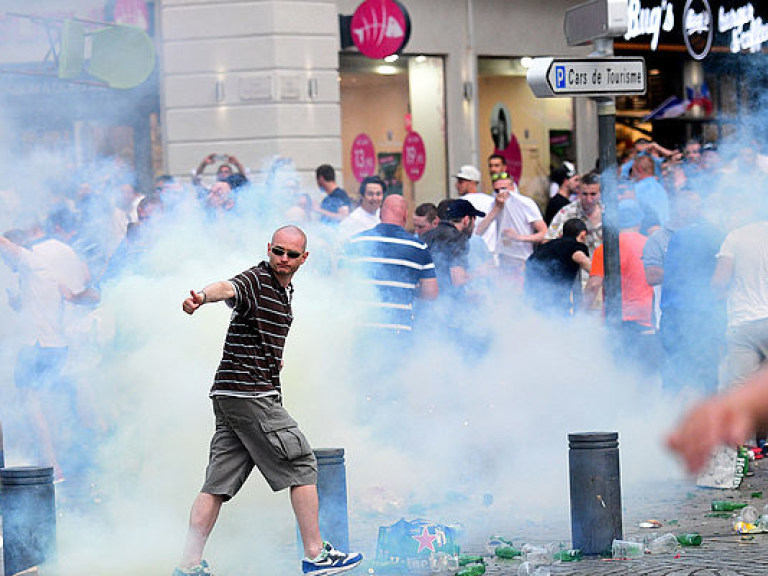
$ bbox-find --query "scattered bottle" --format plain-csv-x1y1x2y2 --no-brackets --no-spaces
741,505,760,524
458,555,484,566
552,549,583,562
676,533,702,547
647,533,679,554
495,545,522,559
711,500,748,511
485,535,513,553
611,539,644,558
456,563,486,576
521,543,553,565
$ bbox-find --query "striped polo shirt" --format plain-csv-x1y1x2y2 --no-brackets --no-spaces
344,223,436,332
210,261,293,398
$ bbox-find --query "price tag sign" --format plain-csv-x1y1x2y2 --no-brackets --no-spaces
351,133,376,182
402,131,426,181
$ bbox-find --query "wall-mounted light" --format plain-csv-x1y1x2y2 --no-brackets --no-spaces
376,65,398,75
463,81,473,102
414,55,427,63
520,57,533,69
384,54,399,63
215,79,225,103
308,77,318,99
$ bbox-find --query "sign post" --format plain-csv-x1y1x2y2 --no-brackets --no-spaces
526,1,639,329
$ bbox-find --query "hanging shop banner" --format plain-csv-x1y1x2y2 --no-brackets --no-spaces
351,133,376,182
618,0,768,60
348,0,411,59
402,131,426,182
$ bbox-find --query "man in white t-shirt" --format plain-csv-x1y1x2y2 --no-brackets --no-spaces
481,173,546,285
337,176,384,240
713,218,768,392
0,217,94,481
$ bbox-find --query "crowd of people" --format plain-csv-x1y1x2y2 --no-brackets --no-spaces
2,138,768,573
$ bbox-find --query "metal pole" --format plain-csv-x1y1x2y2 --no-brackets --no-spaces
591,39,622,329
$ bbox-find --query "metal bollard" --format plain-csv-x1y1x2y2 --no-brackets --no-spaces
314,448,350,551
0,467,57,576
568,432,622,555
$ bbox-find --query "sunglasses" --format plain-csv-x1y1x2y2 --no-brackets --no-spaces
271,246,303,259
490,172,510,182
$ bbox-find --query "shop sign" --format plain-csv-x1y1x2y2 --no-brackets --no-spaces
620,0,768,59
114,0,149,31
402,132,426,181
351,133,376,182
350,0,411,59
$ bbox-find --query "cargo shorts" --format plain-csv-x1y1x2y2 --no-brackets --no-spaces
201,395,317,499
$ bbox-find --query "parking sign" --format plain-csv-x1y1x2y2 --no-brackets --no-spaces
555,66,566,89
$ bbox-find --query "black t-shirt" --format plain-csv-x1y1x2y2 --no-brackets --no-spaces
422,221,469,296
320,188,351,224
525,236,588,312
544,194,570,226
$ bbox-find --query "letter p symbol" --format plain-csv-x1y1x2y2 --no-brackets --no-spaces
555,66,565,89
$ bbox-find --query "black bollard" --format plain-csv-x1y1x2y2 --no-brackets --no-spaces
568,432,622,555
314,448,350,551
0,466,57,576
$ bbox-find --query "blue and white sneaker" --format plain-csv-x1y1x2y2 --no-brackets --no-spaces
172,559,213,576
302,541,363,575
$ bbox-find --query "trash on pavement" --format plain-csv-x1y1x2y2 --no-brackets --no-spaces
639,519,662,528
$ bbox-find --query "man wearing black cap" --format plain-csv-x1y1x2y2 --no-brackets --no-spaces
422,198,485,298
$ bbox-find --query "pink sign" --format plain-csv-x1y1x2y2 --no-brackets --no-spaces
351,133,376,182
351,0,409,60
402,131,426,181
114,0,150,31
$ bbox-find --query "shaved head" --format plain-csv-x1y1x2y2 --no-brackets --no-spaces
380,195,407,226
272,225,307,251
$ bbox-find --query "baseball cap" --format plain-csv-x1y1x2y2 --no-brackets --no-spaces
455,165,481,182
563,161,576,178
445,198,486,219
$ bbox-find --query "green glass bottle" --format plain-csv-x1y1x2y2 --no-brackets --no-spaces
553,549,583,561
456,564,486,576
495,545,522,558
458,555,484,566
676,533,702,546
711,500,748,511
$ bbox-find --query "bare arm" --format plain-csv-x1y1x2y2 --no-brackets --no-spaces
711,255,734,300
193,154,216,185
0,235,23,264
227,154,247,176
314,201,350,222
417,277,439,301
475,193,506,236
502,219,547,245
668,365,768,473
572,251,591,272
449,266,470,288
583,275,603,310
644,265,664,286
182,280,236,315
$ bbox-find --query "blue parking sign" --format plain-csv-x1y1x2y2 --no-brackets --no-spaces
555,66,565,89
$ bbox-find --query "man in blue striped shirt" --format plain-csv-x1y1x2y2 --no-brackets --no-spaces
344,195,438,334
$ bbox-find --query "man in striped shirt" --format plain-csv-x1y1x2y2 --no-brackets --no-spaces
174,225,362,576
344,195,438,334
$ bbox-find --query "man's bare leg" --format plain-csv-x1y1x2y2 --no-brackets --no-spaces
179,492,223,568
291,484,323,559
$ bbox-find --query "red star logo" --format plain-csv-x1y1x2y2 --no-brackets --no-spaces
412,526,438,553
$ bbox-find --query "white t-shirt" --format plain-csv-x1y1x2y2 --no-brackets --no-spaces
462,191,497,253
337,206,380,240
495,189,544,261
718,221,768,327
18,238,89,347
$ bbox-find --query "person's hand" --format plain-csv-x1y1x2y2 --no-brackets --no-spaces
226,154,237,163
206,153,217,164
667,396,754,474
502,229,520,244
182,289,205,315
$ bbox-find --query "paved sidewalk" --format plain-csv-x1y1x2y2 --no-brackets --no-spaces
475,455,768,575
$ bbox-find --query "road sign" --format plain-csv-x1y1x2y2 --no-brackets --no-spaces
527,57,645,98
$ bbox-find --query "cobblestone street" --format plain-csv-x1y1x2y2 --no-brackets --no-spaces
469,457,768,575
